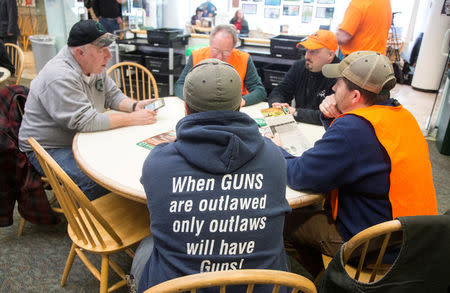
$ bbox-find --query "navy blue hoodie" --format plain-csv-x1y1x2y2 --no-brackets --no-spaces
282,99,403,241
139,110,291,292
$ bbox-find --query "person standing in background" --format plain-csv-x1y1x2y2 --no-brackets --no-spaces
191,7,203,25
0,0,20,44
84,0,97,20
93,0,122,33
336,0,392,56
230,9,249,37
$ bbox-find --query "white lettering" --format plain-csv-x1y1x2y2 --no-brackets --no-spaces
219,239,255,255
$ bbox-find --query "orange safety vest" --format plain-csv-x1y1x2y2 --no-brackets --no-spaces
192,47,249,95
329,105,437,220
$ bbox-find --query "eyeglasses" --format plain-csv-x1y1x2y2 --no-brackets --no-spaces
210,47,233,57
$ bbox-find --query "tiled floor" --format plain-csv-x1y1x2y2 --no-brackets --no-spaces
21,49,444,138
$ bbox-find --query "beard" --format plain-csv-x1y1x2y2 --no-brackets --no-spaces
305,59,313,71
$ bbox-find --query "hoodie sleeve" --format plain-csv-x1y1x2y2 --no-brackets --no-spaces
281,117,357,192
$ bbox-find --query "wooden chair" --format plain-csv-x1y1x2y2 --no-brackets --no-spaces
27,137,151,293
145,269,317,293
107,62,159,100
322,220,402,283
5,43,24,85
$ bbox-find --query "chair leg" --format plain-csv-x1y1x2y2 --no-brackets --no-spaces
18,217,26,236
61,243,77,286
100,255,109,293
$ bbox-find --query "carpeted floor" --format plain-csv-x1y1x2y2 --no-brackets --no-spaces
0,141,449,293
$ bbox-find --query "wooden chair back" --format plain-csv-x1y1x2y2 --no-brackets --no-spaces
107,62,159,100
5,43,24,85
27,137,123,249
145,269,317,293
341,219,402,282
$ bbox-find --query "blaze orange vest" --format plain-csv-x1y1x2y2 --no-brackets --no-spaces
329,105,437,220
192,47,249,95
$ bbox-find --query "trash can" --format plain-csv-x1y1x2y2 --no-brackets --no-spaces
436,70,450,155
29,35,57,73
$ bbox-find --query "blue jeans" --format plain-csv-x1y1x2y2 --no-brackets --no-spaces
131,235,154,291
99,17,120,34
26,148,109,200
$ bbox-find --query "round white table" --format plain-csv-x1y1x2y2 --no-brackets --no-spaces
73,97,326,208
0,67,11,83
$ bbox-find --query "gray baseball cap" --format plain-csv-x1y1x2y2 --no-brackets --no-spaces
322,51,396,94
184,58,242,112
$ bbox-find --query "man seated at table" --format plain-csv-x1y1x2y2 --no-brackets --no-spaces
268,30,340,125
271,51,438,279
174,24,266,107
18,20,158,200
133,59,291,292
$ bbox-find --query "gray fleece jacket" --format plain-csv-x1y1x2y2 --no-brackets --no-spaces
18,46,127,152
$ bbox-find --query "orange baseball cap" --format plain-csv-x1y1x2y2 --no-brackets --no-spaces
297,30,338,51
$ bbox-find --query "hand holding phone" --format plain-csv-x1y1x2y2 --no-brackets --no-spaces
144,98,165,111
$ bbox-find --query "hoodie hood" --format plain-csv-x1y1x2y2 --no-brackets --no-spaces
174,110,264,174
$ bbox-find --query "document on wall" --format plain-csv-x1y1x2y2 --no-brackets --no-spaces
264,114,311,156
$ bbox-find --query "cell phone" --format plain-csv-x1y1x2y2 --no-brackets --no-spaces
144,98,165,111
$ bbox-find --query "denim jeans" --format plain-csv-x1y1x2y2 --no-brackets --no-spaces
130,235,154,292
26,148,109,200
99,17,120,34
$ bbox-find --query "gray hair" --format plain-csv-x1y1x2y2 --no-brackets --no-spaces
210,24,238,46
69,44,89,54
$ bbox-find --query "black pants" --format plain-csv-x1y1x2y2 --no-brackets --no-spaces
0,35,18,44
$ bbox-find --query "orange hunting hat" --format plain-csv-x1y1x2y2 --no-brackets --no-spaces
297,30,338,51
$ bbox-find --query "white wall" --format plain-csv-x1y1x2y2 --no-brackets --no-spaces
143,0,427,41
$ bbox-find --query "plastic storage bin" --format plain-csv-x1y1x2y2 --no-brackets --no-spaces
146,28,183,47
29,35,57,73
144,52,182,74
270,35,306,59
119,50,145,65
262,63,291,89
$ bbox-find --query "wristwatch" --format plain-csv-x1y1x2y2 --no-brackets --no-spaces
132,102,138,112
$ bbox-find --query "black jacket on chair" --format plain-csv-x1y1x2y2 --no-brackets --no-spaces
318,212,450,293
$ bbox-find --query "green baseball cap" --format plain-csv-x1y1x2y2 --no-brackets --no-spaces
322,51,396,94
184,58,242,112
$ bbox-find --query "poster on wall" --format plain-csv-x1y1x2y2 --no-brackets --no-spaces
283,5,300,16
316,7,334,18
233,0,240,8
21,0,35,7
301,5,312,23
242,3,258,14
264,7,280,18
265,0,281,5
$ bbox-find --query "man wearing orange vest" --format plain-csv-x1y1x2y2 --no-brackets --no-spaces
337,0,392,55
272,51,437,279
175,24,266,107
